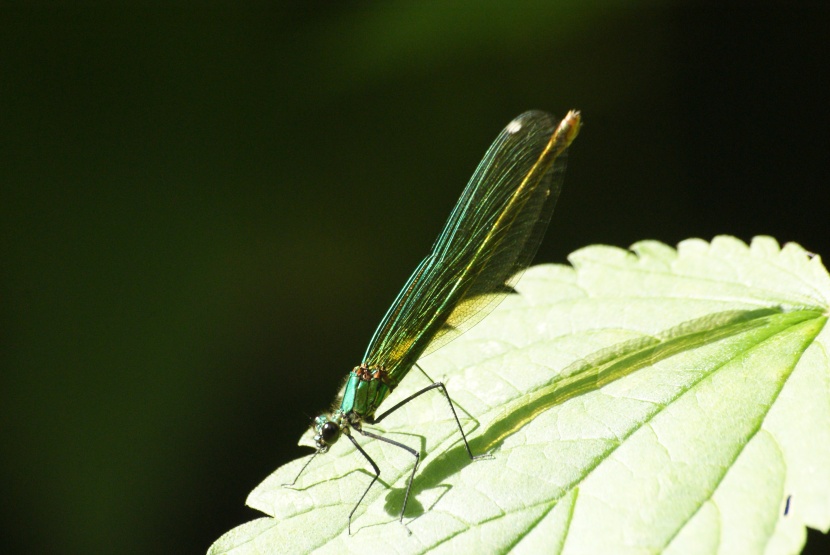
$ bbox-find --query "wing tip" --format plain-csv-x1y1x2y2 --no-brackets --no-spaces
556,110,582,149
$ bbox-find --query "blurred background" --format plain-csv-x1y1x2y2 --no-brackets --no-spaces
2,2,829,553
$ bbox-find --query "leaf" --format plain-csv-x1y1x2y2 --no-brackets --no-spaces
208,236,830,554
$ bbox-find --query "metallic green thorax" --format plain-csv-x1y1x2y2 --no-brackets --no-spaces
338,364,392,418
312,365,392,451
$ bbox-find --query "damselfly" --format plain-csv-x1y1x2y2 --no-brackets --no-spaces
286,110,581,533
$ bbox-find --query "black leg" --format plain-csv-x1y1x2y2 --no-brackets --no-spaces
356,428,419,529
281,451,319,487
368,368,483,461
345,433,382,535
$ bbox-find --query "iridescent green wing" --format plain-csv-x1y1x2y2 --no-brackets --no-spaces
363,110,581,387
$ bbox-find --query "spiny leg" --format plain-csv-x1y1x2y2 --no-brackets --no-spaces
345,434,381,535
368,365,487,461
357,428,419,528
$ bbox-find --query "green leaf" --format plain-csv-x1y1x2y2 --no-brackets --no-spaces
209,236,830,554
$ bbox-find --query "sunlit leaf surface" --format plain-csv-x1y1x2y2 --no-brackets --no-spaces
209,236,830,554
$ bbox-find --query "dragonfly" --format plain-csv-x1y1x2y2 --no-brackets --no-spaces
285,110,582,533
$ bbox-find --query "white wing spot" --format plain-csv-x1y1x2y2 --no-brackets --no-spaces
506,120,523,134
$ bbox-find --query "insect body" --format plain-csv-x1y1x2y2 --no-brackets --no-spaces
288,110,582,533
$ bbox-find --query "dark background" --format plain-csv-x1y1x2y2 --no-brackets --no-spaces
2,2,829,554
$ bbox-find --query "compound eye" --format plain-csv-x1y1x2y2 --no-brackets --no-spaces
320,421,340,444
